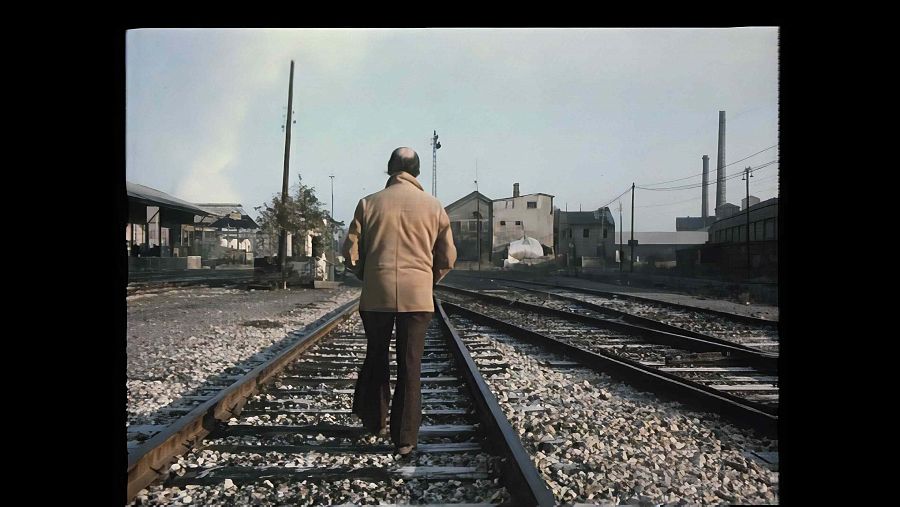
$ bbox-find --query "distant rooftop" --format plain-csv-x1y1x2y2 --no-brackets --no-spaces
126,181,211,216
445,191,493,212
558,209,614,225
618,231,709,245
493,192,555,201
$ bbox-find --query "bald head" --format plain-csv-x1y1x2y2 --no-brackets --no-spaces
387,147,420,177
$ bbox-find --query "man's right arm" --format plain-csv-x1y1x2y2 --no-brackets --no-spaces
342,199,365,280
432,207,457,285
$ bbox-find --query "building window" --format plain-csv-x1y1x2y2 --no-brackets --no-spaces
583,229,590,238
527,201,537,209
765,218,775,240
515,221,522,225
603,228,608,239
500,220,506,226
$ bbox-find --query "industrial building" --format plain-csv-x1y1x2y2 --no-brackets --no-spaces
126,181,212,270
445,191,493,268
185,203,260,264
126,181,266,272
677,197,778,278
617,231,710,268
491,183,555,261
555,208,617,268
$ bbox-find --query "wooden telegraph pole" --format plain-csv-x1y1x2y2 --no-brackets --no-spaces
279,61,295,289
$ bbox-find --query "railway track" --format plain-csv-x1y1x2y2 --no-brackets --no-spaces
434,285,778,434
127,298,553,506
439,305,779,504
488,278,779,353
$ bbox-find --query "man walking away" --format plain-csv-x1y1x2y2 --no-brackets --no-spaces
342,147,456,458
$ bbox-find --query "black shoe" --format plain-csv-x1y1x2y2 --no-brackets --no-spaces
395,444,416,459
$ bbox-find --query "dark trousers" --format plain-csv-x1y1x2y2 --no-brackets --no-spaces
352,310,433,447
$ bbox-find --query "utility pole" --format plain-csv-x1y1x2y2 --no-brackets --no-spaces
743,166,753,275
618,201,623,273
475,159,481,271
278,60,295,289
630,183,635,273
329,174,335,282
431,131,441,197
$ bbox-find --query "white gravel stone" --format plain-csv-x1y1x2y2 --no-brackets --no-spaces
127,286,360,430
453,320,779,505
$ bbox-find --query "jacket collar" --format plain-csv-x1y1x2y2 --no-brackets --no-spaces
386,171,425,191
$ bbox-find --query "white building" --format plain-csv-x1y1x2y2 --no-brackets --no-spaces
491,183,555,259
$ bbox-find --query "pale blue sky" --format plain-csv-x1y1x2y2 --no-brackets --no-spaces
126,28,778,231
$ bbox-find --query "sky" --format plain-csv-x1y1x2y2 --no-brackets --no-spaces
126,28,778,232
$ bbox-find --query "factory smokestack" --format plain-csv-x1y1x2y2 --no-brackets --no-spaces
715,111,726,212
513,183,520,197
701,155,710,218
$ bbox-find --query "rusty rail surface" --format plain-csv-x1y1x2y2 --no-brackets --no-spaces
125,298,359,503
437,284,777,373
434,298,556,506
481,276,777,326
472,279,778,356
440,300,777,437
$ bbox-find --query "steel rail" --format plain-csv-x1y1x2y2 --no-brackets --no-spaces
490,279,776,356
125,298,359,503
440,300,777,437
487,277,777,326
437,284,777,373
434,298,556,507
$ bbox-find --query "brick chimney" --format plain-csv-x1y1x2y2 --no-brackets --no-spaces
513,183,520,197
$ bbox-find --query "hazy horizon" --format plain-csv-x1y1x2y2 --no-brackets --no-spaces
126,28,778,231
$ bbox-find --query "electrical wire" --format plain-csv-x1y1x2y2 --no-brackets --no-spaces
637,145,777,187
637,160,777,191
635,172,780,209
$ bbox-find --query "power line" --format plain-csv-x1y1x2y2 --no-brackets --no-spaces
637,160,777,191
636,196,704,208
636,172,780,209
580,158,777,213
592,185,634,211
638,145,777,188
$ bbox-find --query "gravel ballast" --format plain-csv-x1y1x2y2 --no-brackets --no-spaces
452,316,779,505
127,286,360,434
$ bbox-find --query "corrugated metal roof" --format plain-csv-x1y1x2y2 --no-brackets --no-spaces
619,231,709,245
126,181,211,216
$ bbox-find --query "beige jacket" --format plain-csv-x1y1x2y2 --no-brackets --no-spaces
342,171,456,312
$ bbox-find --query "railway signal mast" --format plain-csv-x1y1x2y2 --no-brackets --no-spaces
431,130,441,197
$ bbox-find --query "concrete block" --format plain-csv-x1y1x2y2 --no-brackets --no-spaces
187,256,202,269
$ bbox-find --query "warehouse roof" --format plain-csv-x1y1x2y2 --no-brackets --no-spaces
126,181,211,216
